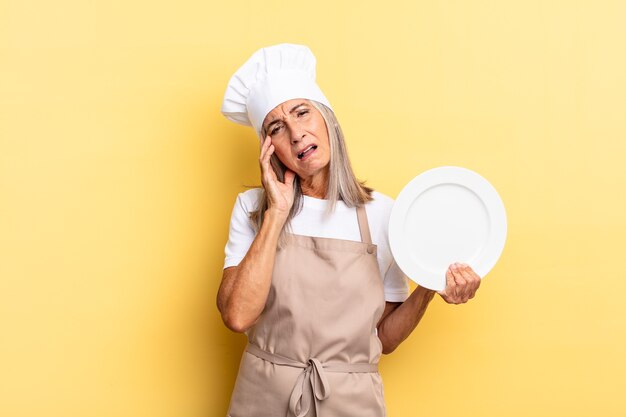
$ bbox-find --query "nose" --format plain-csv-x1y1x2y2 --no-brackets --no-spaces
289,123,305,144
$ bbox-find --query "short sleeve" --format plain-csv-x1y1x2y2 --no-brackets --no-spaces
369,191,410,302
383,258,410,302
223,191,258,269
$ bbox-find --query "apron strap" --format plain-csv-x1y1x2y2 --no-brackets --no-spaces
356,205,372,244
246,343,378,417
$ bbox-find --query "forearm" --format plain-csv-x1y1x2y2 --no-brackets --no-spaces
377,286,436,354
217,210,285,332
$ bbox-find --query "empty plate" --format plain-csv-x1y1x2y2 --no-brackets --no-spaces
388,166,507,291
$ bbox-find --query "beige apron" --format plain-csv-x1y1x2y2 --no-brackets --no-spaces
227,205,386,417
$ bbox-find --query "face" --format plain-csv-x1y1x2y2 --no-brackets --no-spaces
262,99,330,181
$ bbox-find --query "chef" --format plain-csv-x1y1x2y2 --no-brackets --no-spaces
217,43,481,417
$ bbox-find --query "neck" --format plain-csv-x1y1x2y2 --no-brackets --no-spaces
300,168,329,199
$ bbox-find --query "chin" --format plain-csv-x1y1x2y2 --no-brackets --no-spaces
302,164,329,177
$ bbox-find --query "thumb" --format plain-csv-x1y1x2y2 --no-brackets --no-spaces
438,267,455,296
284,169,296,186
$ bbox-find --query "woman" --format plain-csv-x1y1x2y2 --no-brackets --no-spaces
218,44,481,417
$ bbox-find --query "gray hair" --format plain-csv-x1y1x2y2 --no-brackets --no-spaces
250,100,373,246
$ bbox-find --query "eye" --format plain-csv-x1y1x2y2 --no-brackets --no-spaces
270,124,283,136
297,109,309,117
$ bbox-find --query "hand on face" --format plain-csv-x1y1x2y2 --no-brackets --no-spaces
259,135,295,220
437,262,482,304
262,99,330,182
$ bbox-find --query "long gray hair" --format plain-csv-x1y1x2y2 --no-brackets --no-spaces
250,100,373,245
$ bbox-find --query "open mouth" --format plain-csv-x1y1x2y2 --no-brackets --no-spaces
297,145,317,160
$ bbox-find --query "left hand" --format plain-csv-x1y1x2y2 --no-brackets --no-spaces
437,262,481,304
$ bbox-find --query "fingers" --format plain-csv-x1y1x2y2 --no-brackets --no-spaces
259,136,277,183
259,136,272,166
442,265,466,304
441,262,481,304
451,263,469,301
440,268,455,299
457,263,481,299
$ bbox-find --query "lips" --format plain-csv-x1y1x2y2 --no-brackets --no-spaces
297,145,317,160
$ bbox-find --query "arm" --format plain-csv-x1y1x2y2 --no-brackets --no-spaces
377,262,481,354
377,287,436,354
216,135,295,333
217,210,285,333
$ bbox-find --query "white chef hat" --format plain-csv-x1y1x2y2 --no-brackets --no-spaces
221,43,332,136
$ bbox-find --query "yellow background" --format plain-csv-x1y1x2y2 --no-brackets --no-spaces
1,0,625,416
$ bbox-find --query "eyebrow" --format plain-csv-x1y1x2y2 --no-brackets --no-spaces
265,102,308,132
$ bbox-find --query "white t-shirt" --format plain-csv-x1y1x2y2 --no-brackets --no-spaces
223,188,410,302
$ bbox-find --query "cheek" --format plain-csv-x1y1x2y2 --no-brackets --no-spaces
273,145,296,168
317,130,330,152
312,118,329,147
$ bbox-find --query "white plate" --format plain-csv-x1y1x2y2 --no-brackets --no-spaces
389,166,507,291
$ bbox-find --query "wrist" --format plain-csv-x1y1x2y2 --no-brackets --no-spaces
416,285,437,301
264,208,288,229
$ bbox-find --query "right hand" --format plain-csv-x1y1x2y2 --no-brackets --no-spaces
260,135,296,220
437,262,481,304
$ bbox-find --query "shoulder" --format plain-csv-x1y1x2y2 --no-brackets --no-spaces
364,190,395,225
369,190,395,205
367,190,395,213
